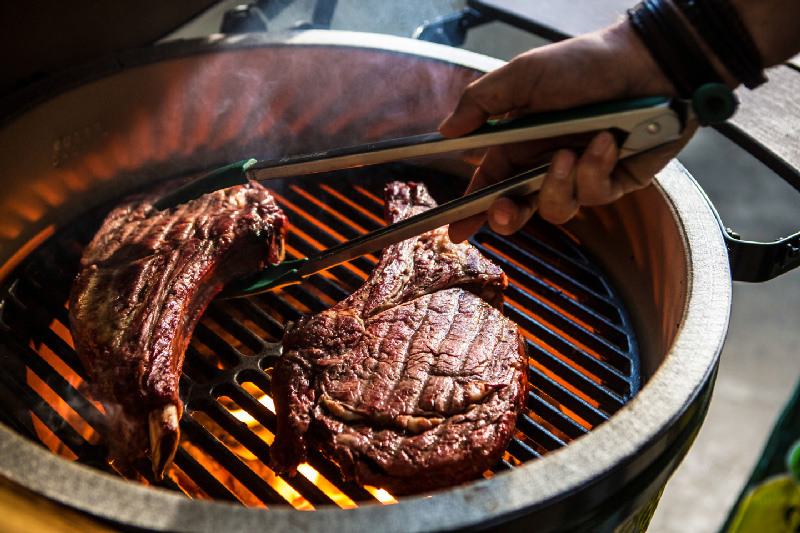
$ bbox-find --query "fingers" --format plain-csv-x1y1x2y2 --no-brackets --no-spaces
448,143,540,242
438,22,694,241
448,196,539,243
448,156,507,242
438,63,525,138
448,212,487,244
438,96,495,139
574,131,622,206
538,150,580,224
448,124,697,241
487,196,538,235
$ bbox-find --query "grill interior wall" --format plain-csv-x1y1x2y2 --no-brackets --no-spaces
0,168,640,508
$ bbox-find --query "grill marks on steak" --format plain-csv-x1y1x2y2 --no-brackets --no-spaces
69,181,287,477
270,181,528,494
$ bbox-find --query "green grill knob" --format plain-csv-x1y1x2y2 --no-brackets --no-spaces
692,83,739,124
788,439,800,485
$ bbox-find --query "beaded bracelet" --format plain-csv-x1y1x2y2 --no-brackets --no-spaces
674,0,767,89
627,0,724,97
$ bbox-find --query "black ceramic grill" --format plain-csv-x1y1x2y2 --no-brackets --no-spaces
0,165,640,509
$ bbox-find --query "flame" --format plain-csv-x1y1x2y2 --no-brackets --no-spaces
27,318,103,459
364,487,398,505
18,206,611,511
296,464,357,509
0,225,55,281
213,390,396,509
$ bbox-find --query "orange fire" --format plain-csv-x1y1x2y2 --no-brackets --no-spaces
26,319,399,508
20,196,617,511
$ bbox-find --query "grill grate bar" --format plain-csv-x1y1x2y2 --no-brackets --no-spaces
227,381,378,504
183,344,227,384
507,293,632,389
527,363,609,428
0,360,52,438
0,373,39,437
3,287,88,382
191,321,249,369
0,358,89,458
0,167,641,507
180,414,291,506
290,183,385,235
492,458,516,472
483,231,622,321
515,313,629,410
253,291,307,327
517,409,573,449
488,242,632,356
198,402,340,507
281,281,352,316
526,392,588,441
217,377,380,503
0,320,107,436
172,447,242,503
506,437,541,463
204,304,271,357
219,298,286,342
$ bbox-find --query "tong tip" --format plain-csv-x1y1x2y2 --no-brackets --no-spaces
153,158,256,211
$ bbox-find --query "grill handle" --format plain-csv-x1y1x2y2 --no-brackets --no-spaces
698,182,800,282
723,228,800,283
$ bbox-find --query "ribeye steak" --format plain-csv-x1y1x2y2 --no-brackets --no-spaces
270,181,528,494
69,181,287,477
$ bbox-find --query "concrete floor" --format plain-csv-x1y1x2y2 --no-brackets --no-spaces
175,2,800,531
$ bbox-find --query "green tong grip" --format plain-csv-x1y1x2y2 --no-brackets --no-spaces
219,258,309,298
469,96,672,135
692,83,738,124
153,158,257,210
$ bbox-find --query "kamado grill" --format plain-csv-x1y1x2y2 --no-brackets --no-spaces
0,3,797,532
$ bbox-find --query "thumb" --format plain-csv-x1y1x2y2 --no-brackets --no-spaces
438,99,493,138
438,63,523,138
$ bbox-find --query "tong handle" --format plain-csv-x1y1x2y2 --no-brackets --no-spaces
153,159,256,211
221,165,551,297
155,95,688,210
221,94,712,298
307,166,549,270
245,96,676,182
470,96,672,136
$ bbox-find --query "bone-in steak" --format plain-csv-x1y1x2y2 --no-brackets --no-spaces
69,181,287,477
270,181,528,494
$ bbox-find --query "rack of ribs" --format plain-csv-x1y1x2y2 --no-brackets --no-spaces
69,181,287,478
270,181,528,494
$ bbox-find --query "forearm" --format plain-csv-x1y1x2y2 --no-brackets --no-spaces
732,0,800,67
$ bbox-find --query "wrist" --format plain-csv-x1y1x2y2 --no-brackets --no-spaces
602,22,680,97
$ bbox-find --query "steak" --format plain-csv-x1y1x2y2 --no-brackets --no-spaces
270,181,528,494
69,181,287,477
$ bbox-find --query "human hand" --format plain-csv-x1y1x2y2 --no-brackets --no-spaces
440,22,698,243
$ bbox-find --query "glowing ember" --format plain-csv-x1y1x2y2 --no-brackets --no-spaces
297,464,357,509
364,487,398,504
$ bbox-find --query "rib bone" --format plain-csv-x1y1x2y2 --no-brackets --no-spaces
149,404,180,480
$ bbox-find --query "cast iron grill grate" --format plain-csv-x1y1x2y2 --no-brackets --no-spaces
0,165,640,509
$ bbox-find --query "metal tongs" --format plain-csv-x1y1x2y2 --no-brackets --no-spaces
155,84,736,298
